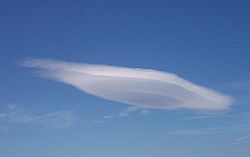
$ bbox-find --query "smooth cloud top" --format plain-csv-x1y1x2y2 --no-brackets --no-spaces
22,59,232,110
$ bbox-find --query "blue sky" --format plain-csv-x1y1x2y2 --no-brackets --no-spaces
0,0,250,156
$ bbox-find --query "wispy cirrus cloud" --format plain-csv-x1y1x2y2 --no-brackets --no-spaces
22,58,232,111
93,106,150,124
171,124,250,135
179,114,246,121
173,113,250,144
114,106,150,117
118,106,139,117
235,134,250,142
0,104,74,129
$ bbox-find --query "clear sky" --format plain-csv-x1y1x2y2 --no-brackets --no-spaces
0,0,250,157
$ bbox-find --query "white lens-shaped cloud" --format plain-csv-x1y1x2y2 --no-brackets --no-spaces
22,59,232,110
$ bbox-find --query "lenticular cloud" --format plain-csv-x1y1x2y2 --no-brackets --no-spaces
22,59,232,110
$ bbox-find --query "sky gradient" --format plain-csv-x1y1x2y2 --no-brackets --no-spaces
0,0,250,157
